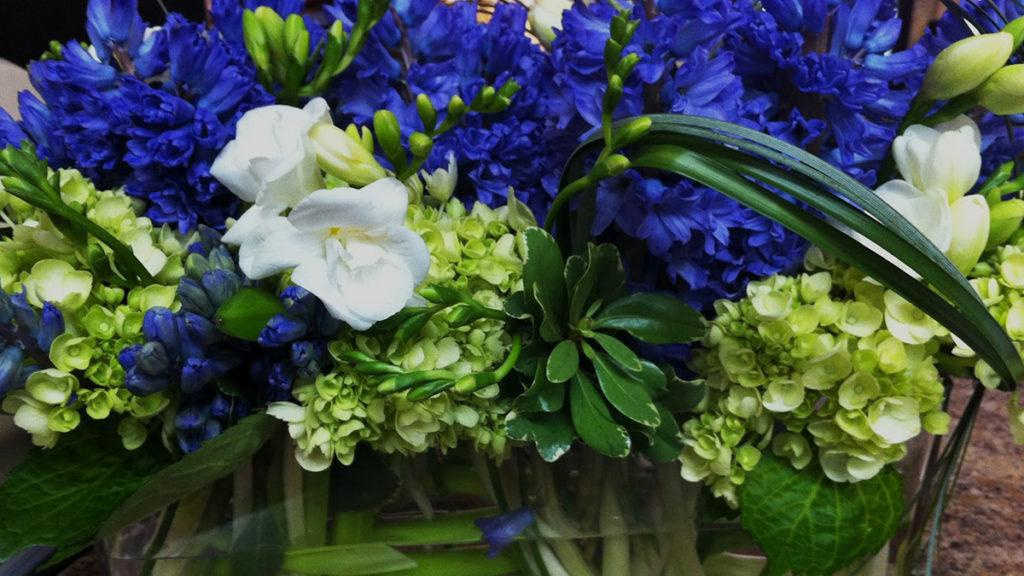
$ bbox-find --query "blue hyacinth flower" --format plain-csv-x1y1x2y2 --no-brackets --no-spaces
474,507,536,558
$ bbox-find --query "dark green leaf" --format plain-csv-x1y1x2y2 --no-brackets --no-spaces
584,344,660,428
215,287,287,341
515,361,565,413
0,423,170,562
638,405,684,462
506,411,575,462
514,339,547,376
740,454,903,576
395,311,434,342
100,413,279,536
569,372,631,458
507,188,538,232
593,293,705,345
589,332,641,372
634,359,669,398
503,291,531,320
661,378,707,413
546,340,579,383
522,227,566,342
564,254,586,294
570,243,625,324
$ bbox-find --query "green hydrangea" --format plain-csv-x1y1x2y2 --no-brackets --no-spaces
270,194,522,470
0,170,185,449
685,254,946,506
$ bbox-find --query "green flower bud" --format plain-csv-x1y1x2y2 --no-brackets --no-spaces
416,93,438,131
867,396,921,444
23,259,93,311
726,386,761,418
447,95,467,119
84,389,116,420
838,372,880,410
26,369,78,406
735,444,762,471
749,287,792,319
921,32,1013,100
836,301,883,337
309,123,387,187
118,417,148,451
129,393,170,418
922,410,951,435
999,252,1024,288
763,379,804,413
592,154,630,179
988,199,1024,250
876,337,908,374
47,406,80,433
835,409,873,441
49,333,96,372
81,306,117,339
409,132,434,158
1005,301,1024,340
93,285,126,307
127,284,177,312
772,432,812,470
1004,15,1024,49
977,64,1024,115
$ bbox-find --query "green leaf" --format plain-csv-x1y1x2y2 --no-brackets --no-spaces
515,360,566,413
395,310,434,342
100,413,279,536
638,405,684,462
569,372,631,458
593,293,705,344
503,291,531,320
395,549,519,576
282,543,416,575
583,344,660,428
740,454,903,576
370,509,499,546
589,332,641,372
214,287,287,341
229,509,286,576
570,243,625,324
634,359,669,398
506,188,538,232
546,340,580,383
522,227,566,342
661,378,707,413
506,411,575,462
0,423,170,562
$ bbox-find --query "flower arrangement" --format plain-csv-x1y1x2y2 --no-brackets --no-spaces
2,0,1024,575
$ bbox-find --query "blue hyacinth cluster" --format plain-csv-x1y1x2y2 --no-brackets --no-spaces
0,290,62,397
14,0,274,231
119,228,337,452
321,0,565,214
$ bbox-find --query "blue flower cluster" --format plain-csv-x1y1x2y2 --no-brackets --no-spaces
0,290,62,397
14,0,274,231
323,0,565,214
120,227,338,452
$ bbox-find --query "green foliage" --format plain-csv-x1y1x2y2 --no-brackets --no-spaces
740,454,903,576
215,287,287,341
505,227,704,461
0,422,169,563
0,144,154,284
100,413,279,536
243,0,390,102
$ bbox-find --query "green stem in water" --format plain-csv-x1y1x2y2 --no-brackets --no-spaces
600,466,630,576
655,463,705,576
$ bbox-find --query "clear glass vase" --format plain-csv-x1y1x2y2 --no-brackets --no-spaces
100,437,704,576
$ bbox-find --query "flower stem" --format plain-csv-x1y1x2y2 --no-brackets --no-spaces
655,463,705,576
543,174,594,232
600,465,630,576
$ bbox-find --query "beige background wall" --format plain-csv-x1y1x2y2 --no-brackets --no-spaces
0,59,32,480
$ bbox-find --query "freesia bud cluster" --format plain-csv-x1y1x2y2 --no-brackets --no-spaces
269,198,524,471
685,260,947,505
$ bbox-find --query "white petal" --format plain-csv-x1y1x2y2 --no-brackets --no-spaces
250,139,323,209
379,227,431,286
892,124,938,191
874,180,953,252
288,178,410,232
334,256,416,326
295,444,333,472
222,204,281,246
210,140,261,202
933,115,982,149
303,97,333,125
266,402,305,423
921,129,981,203
237,218,322,280
946,195,990,273
290,260,375,330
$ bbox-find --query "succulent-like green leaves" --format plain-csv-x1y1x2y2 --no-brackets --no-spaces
506,227,705,461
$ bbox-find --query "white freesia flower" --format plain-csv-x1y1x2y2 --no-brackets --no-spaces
892,115,981,203
528,0,572,47
865,115,989,275
234,178,429,330
211,98,331,245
